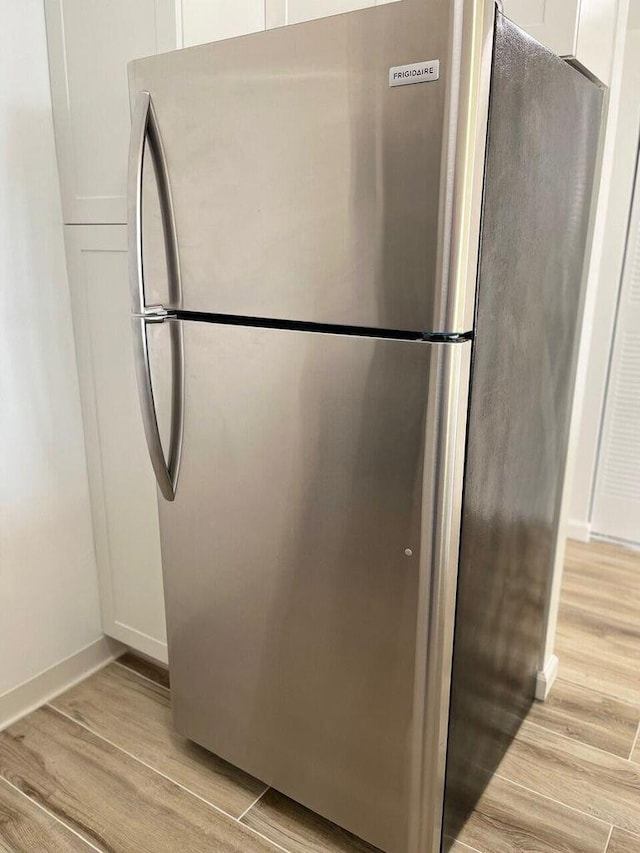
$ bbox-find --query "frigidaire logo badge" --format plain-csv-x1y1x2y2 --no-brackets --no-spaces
389,60,440,87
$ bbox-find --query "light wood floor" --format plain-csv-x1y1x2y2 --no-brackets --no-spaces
0,539,638,852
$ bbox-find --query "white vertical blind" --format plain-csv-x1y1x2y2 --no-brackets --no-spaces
592,153,640,545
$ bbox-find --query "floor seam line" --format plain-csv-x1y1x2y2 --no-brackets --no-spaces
447,837,482,852
233,822,293,853
523,718,637,763
237,785,270,822
45,705,288,853
546,674,640,709
627,721,640,761
492,771,614,828
603,824,614,853
111,660,171,693
0,774,105,853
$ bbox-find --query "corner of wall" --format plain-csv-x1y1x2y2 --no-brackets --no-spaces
535,654,559,701
0,637,125,732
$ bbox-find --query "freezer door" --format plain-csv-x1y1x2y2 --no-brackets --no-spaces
152,321,470,853
127,0,493,333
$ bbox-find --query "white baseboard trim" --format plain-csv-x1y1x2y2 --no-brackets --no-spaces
566,519,591,542
0,635,125,731
535,654,559,701
591,532,640,551
109,621,168,665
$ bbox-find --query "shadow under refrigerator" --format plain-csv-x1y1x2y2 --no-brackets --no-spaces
127,3,603,852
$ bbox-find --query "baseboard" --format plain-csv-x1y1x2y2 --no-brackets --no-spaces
0,636,125,731
110,621,168,665
535,654,559,702
591,532,640,551
566,519,591,542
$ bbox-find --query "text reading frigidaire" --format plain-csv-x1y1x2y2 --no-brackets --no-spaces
389,60,440,87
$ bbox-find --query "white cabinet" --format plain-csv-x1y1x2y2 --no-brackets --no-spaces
502,1,581,59
178,0,265,46
45,0,177,224
503,0,619,85
43,0,620,231
65,225,168,662
265,0,399,26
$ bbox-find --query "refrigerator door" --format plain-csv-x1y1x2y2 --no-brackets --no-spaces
127,0,495,334
150,319,470,853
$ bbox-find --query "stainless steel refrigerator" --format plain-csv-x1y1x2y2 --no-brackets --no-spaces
127,3,603,852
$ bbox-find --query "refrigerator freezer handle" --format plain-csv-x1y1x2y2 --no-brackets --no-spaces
128,90,148,316
127,90,183,314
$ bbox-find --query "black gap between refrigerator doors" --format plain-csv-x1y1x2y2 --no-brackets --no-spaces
173,310,473,344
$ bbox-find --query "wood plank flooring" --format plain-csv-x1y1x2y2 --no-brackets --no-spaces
454,774,611,853
0,707,278,853
0,538,637,853
0,778,95,853
51,662,266,817
555,542,640,707
607,828,640,853
525,677,639,757
496,721,640,834
243,789,379,853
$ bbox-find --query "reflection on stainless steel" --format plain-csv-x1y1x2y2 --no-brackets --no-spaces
158,323,471,853
444,14,604,846
409,343,470,853
126,4,604,853
128,0,495,334
438,0,496,334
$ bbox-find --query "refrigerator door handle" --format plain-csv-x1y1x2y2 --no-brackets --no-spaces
127,90,183,314
131,316,183,502
128,90,184,501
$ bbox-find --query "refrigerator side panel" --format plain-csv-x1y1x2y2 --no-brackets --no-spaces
155,321,469,853
444,12,604,842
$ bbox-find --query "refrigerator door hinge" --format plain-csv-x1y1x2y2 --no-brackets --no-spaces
134,305,177,324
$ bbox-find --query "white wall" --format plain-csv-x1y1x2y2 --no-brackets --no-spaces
0,0,103,698
568,19,640,541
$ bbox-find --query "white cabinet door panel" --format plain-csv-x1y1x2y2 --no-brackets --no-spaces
574,0,619,87
503,0,619,85
502,0,579,58
65,225,167,662
45,1,176,224
179,0,265,46
266,0,400,26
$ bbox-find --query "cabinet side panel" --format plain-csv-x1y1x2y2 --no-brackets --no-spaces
444,14,603,841
44,0,177,224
